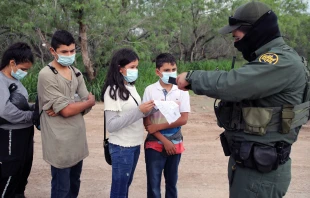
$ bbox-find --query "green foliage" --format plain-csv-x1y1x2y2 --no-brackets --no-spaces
84,67,107,101
258,0,309,58
20,65,41,102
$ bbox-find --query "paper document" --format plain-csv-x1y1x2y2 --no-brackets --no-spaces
154,100,181,124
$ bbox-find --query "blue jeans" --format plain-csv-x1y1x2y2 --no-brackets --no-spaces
145,149,181,198
51,160,83,198
109,143,140,198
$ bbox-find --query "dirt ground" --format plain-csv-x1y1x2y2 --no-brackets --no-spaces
26,95,310,198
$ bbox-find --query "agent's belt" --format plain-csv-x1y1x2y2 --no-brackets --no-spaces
223,101,310,134
230,141,291,173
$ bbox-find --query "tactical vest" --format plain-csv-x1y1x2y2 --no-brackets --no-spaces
215,56,310,136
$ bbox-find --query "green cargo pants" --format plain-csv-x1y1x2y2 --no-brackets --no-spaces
228,156,291,198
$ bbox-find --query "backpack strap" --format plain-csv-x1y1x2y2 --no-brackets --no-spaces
47,64,58,74
47,64,81,77
69,66,81,77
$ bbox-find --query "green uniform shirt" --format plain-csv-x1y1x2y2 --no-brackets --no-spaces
187,37,306,144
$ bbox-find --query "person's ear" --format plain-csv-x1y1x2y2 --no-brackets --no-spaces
50,47,57,56
9,60,16,67
119,65,122,73
119,66,126,75
156,69,162,77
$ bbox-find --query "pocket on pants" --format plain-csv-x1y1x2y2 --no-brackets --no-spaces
252,164,291,198
228,157,236,187
109,143,121,155
256,183,275,198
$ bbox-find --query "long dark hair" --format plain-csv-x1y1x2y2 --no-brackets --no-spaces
101,48,139,101
0,42,34,70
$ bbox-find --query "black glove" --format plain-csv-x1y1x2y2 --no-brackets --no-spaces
32,96,42,130
29,103,35,111
0,117,10,125
9,92,30,111
0,83,30,125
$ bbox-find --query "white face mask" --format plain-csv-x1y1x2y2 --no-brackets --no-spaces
56,53,76,66
53,49,76,66
11,68,27,80
159,71,177,84
123,69,138,82
11,64,27,80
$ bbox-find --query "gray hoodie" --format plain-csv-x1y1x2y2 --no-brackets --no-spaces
0,72,33,130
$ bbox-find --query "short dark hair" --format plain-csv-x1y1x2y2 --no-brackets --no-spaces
155,53,176,69
101,48,139,101
51,30,75,50
0,42,34,70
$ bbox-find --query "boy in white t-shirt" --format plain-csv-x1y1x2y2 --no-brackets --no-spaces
143,53,190,198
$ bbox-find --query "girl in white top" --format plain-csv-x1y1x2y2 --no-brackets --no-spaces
101,48,154,198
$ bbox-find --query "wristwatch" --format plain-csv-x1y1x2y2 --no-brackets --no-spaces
185,70,194,82
185,70,194,89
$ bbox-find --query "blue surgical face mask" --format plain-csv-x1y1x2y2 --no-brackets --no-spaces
56,53,76,67
160,71,177,84
123,69,138,83
11,66,28,80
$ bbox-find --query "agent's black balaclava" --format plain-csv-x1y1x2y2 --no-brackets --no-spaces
234,11,281,62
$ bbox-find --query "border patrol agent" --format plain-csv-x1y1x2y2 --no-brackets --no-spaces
176,1,310,198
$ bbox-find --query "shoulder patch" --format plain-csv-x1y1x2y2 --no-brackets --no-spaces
258,53,279,65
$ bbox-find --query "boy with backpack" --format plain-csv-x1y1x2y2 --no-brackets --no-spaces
37,30,95,198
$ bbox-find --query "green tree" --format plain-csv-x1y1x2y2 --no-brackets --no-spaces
0,0,309,69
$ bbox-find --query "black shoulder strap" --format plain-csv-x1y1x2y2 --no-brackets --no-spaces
69,66,82,77
47,64,58,74
104,112,107,141
129,93,138,106
47,64,81,77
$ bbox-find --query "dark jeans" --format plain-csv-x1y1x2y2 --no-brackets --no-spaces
0,126,34,198
145,149,181,198
51,160,83,198
109,143,140,198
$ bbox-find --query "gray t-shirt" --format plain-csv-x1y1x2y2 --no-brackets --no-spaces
38,65,90,168
0,72,33,130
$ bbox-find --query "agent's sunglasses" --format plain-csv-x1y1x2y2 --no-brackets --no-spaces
228,17,252,26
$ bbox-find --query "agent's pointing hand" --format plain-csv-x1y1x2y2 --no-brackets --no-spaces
176,72,190,91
